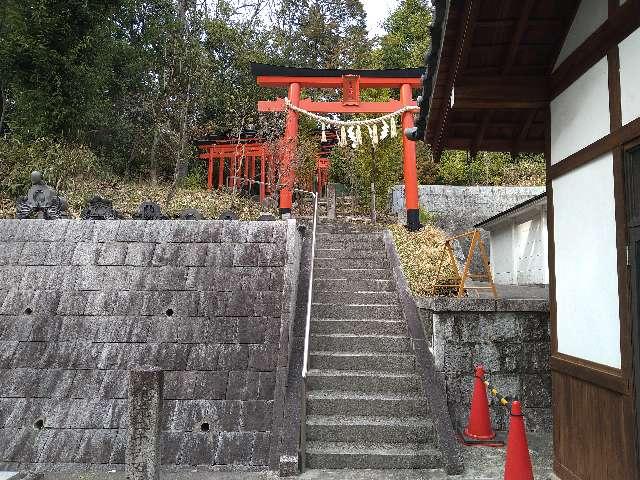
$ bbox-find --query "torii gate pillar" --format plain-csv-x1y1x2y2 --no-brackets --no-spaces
281,82,300,217
401,83,420,231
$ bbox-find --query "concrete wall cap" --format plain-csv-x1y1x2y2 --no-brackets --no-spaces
415,296,549,312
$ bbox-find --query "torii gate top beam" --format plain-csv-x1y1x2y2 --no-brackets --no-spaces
258,98,417,114
251,63,423,89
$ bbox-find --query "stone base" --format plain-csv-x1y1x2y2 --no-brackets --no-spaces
278,455,298,477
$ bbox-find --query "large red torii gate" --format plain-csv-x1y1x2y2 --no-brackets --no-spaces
251,63,423,231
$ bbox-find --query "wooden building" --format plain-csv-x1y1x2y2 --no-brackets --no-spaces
476,193,548,285
412,0,640,478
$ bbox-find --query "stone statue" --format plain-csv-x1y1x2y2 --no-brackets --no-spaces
81,195,121,220
133,201,167,220
218,210,238,220
178,208,204,220
16,171,69,219
257,213,276,221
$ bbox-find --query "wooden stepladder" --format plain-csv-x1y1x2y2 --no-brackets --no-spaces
431,229,498,298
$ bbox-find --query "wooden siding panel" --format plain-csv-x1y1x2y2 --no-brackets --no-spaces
553,371,635,480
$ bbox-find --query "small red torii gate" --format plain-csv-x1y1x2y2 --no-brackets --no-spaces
316,128,338,194
251,63,423,230
198,138,274,202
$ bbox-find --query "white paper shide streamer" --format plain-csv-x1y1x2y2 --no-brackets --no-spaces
284,97,418,149
380,120,389,140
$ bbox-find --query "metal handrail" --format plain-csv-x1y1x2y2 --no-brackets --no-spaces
226,175,319,378
301,191,318,379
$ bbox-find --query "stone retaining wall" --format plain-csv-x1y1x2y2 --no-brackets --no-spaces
0,219,301,472
416,297,551,433
391,185,545,234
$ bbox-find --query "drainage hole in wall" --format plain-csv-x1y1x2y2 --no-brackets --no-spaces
166,308,174,317
33,419,44,430
200,422,210,432
24,307,33,315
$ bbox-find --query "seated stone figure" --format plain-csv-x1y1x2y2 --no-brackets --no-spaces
81,195,121,220
16,171,69,219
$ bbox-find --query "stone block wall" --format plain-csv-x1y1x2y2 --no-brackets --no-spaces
0,219,301,472
391,185,545,234
417,297,551,433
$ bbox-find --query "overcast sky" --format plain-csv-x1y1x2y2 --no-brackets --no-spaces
361,0,399,38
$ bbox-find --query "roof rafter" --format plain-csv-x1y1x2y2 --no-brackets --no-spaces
503,0,536,74
471,112,492,156
451,77,549,110
476,18,562,29
513,109,538,154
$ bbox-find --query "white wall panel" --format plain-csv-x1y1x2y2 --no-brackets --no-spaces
554,0,608,69
550,58,610,164
553,153,621,368
542,208,549,284
619,27,640,126
515,215,546,285
489,225,514,284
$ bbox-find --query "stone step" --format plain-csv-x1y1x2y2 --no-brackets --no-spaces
314,268,391,281
316,226,382,235
312,291,398,304
317,233,383,243
314,279,395,292
312,303,402,319
306,391,428,417
310,351,416,373
316,239,385,250
311,318,406,336
291,469,442,480
305,442,442,469
316,248,385,259
305,415,436,444
316,258,389,269
306,370,421,394
310,334,411,353
318,231,377,236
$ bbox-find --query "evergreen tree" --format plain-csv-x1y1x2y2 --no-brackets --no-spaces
375,0,432,69
269,0,373,69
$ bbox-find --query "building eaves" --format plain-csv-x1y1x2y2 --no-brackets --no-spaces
475,192,547,229
405,0,448,142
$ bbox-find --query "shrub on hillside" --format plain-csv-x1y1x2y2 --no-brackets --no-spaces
0,138,98,198
437,150,545,186
501,158,546,186
389,223,459,297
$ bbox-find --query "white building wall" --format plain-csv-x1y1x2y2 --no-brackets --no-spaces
514,213,546,285
489,224,514,284
550,57,610,164
554,0,608,69
541,207,549,284
488,207,548,285
619,27,640,126
552,153,621,368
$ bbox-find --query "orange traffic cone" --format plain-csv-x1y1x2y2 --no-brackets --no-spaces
504,401,534,480
462,365,496,442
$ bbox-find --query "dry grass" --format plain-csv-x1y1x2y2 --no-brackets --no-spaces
388,223,459,297
0,176,276,220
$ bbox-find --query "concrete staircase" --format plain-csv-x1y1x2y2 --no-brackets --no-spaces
304,221,443,469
